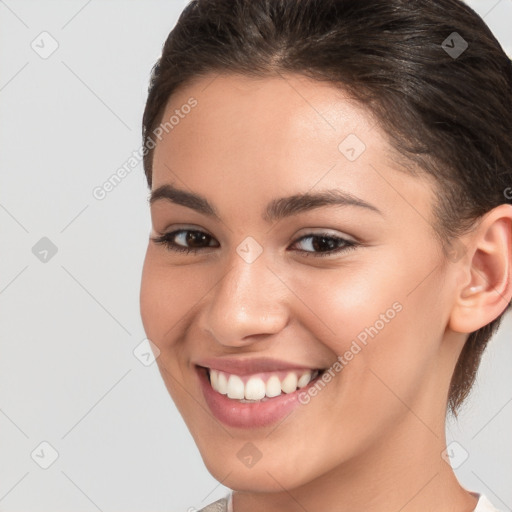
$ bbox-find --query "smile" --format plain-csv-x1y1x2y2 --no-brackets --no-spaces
207,368,321,401
195,360,328,428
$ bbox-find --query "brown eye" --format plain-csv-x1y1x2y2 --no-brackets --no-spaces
182,230,213,248
152,229,219,253
291,233,358,258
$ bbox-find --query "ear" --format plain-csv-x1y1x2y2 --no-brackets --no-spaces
449,204,512,334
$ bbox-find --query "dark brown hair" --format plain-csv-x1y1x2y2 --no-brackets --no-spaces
142,0,512,415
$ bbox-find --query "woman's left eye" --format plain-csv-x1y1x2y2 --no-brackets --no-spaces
151,229,358,257
291,233,358,257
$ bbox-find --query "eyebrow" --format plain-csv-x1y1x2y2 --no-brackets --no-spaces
149,184,383,222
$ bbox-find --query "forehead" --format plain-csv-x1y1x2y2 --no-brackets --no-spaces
151,73,436,221
154,72,379,171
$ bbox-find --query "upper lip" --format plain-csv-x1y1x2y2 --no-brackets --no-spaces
194,357,322,375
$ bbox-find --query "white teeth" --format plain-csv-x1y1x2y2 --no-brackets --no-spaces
281,372,298,393
245,377,266,400
227,374,245,399
210,369,219,390
208,368,320,400
297,371,313,388
266,376,282,398
217,371,228,394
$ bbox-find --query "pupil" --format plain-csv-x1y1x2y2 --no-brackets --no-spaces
313,236,336,252
187,231,208,247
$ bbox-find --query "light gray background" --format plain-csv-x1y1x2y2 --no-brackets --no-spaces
0,1,511,511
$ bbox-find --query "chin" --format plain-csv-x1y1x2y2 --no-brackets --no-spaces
203,456,310,493
195,434,331,494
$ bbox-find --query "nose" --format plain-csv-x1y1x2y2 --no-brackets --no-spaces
198,247,289,348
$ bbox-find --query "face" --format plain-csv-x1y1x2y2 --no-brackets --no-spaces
140,73,459,491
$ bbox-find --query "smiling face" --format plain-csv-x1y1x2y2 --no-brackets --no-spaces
140,73,465,493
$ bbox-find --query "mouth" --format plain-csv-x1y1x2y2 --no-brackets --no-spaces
195,363,328,428
200,366,324,402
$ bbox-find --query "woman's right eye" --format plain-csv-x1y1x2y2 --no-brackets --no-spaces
151,229,220,254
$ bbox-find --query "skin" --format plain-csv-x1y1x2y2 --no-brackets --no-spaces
139,73,512,512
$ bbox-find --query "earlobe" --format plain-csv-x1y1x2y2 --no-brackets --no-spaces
449,204,512,334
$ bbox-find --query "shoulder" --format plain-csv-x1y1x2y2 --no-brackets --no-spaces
196,494,231,512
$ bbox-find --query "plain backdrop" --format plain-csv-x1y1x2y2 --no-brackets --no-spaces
0,1,511,511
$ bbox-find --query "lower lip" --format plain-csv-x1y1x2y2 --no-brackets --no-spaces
197,367,319,429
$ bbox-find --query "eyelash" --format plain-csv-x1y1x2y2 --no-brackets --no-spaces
151,229,359,258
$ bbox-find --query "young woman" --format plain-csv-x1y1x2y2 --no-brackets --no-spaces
139,0,512,510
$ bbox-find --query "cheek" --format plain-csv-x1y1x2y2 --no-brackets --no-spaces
139,247,208,346
288,255,407,354
290,251,444,406
139,252,168,343
140,250,203,413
